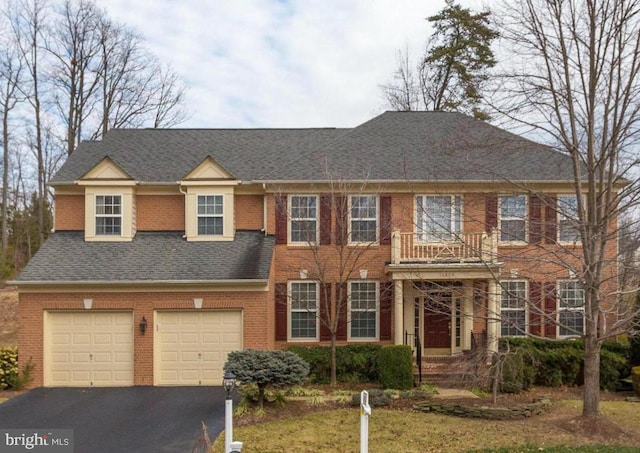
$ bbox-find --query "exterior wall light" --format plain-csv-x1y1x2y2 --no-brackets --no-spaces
139,316,148,335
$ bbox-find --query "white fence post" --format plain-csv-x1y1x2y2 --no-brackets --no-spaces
360,390,371,453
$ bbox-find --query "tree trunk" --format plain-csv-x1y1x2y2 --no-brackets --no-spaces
582,334,601,417
2,106,9,261
330,335,337,387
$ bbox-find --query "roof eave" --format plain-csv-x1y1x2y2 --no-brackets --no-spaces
10,278,269,287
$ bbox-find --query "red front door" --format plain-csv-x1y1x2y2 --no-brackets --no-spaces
424,291,452,349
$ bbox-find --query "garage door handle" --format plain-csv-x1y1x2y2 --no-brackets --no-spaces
198,353,202,359
89,354,93,360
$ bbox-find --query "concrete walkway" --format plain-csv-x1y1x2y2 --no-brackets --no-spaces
433,388,479,399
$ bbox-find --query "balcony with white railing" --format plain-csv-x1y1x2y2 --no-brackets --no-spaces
391,230,499,265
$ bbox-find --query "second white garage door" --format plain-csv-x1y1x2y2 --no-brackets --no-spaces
155,311,242,386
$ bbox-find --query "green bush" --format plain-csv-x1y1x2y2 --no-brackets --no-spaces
632,366,640,396
600,348,630,391
378,345,413,390
350,388,393,407
499,337,629,389
500,351,525,393
630,336,640,366
0,347,19,390
224,350,309,407
288,344,381,384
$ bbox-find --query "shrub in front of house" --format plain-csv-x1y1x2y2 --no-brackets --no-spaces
499,338,629,389
0,347,19,389
224,350,310,408
632,366,640,396
499,350,525,393
288,344,381,384
630,336,640,366
378,345,413,390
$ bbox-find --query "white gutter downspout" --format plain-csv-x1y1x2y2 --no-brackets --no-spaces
263,183,268,236
178,183,188,239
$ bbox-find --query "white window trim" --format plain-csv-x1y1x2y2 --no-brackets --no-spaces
84,187,134,242
196,194,224,236
184,186,234,241
498,194,528,244
95,194,123,237
557,194,582,244
347,280,379,341
288,280,320,342
415,194,464,243
288,194,319,245
348,195,379,245
499,280,528,337
557,279,585,338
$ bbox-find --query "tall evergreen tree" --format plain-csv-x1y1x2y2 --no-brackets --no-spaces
382,1,499,119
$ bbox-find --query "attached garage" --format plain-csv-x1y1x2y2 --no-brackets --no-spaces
154,310,243,386
45,311,134,387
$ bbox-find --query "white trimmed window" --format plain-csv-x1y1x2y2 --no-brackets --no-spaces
197,195,224,235
499,195,527,243
558,195,580,243
349,281,378,340
289,281,319,340
95,195,122,236
500,280,527,336
416,195,462,242
350,195,378,243
558,280,585,337
290,195,318,243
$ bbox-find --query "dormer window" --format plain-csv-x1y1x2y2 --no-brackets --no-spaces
197,195,224,235
95,195,122,236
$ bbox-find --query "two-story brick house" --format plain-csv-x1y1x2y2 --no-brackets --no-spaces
14,111,617,388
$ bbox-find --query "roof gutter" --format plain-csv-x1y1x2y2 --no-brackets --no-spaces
9,279,269,287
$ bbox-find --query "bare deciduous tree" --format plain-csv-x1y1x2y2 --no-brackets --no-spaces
0,22,24,265
491,0,640,418
275,179,393,386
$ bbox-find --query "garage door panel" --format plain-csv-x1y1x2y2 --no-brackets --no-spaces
156,311,242,386
180,332,199,344
46,312,133,387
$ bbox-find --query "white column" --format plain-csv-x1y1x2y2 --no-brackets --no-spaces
394,279,404,345
487,279,499,354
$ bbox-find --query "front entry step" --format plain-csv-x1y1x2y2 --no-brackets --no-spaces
414,354,489,388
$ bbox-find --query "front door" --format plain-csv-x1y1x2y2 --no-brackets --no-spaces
423,290,452,349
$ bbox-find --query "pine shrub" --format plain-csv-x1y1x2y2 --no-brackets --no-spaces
378,345,413,390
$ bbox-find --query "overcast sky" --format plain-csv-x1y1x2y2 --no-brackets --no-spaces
93,0,484,129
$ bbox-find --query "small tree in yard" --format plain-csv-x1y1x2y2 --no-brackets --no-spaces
224,350,309,408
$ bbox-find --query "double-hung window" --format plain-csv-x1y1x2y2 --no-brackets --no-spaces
349,281,378,340
95,195,122,236
290,195,318,243
558,195,580,243
289,281,319,340
197,195,223,235
500,280,527,336
416,195,462,242
499,195,527,242
558,280,585,337
350,195,378,243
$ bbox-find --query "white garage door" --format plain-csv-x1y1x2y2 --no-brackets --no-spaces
155,311,242,386
45,312,134,387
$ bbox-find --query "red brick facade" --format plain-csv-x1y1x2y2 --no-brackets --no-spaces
18,186,619,388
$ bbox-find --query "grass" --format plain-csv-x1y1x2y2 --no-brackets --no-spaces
211,401,640,453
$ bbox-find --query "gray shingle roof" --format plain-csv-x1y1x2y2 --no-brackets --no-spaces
16,231,274,283
50,111,577,184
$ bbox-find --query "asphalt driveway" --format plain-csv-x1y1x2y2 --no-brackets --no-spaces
0,387,229,453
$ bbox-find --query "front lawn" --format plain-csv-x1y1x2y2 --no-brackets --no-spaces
211,397,640,453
